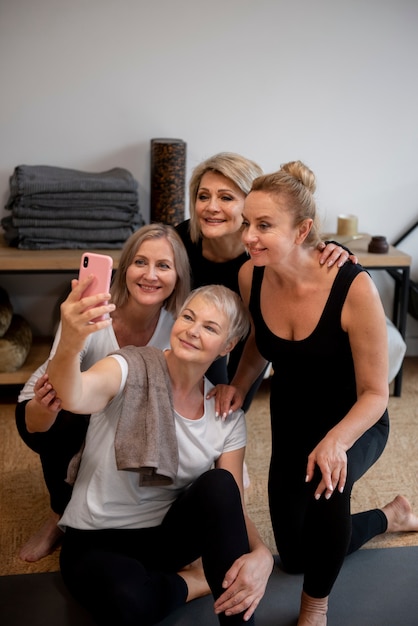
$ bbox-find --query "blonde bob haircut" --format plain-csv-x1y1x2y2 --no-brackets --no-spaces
179,284,250,345
110,223,191,315
188,152,263,243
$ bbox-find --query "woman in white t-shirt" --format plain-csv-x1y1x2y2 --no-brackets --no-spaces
15,223,191,562
48,284,273,626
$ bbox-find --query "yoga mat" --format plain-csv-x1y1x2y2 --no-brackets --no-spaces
150,138,186,226
1,547,417,626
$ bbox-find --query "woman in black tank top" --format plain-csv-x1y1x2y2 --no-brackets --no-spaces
216,160,418,625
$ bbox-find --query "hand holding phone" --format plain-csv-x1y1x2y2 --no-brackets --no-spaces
78,252,113,322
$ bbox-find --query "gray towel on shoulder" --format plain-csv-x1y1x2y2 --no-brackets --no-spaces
66,346,178,487
114,345,178,486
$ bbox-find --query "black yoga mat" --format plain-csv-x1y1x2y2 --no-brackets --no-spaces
1,547,417,626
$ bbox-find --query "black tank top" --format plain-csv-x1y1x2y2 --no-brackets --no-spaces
250,263,371,442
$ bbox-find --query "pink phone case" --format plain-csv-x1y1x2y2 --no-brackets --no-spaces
78,252,113,322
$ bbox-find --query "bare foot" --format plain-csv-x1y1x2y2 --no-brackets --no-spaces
19,512,63,562
297,591,328,626
178,558,210,602
382,495,418,534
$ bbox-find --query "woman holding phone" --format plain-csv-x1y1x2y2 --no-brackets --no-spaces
15,223,191,562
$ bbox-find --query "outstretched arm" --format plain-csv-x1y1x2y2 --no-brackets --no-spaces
46,277,119,414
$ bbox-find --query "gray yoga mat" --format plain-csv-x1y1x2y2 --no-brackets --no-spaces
1,547,417,626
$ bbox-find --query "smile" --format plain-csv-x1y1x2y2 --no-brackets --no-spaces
248,247,266,256
179,338,199,350
204,218,226,224
138,284,161,292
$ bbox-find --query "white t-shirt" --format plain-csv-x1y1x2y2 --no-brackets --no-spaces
59,354,246,531
18,308,174,401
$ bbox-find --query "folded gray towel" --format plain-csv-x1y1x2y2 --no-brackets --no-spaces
3,164,145,250
66,346,178,487
15,225,137,241
114,346,178,486
18,239,127,250
11,208,139,222
11,218,138,230
13,190,139,204
8,165,139,199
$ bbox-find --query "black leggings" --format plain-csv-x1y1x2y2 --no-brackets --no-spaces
60,469,254,626
15,401,89,514
269,417,389,598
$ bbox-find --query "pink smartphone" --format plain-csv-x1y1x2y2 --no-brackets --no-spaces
78,252,113,322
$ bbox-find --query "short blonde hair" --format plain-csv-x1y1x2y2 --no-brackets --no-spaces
179,284,250,345
111,224,191,315
188,152,263,243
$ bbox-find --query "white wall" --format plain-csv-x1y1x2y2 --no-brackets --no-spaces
1,0,417,350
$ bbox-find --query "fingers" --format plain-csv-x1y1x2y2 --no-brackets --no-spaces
67,275,112,311
314,478,332,501
213,554,271,621
337,463,347,493
336,251,349,268
307,446,347,500
34,374,62,411
208,385,242,420
305,456,315,483
61,277,114,329
318,243,358,268
328,248,348,268
33,373,49,393
214,583,259,620
314,465,346,500
318,242,341,267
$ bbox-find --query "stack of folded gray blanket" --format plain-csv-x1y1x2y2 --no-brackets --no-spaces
2,165,144,249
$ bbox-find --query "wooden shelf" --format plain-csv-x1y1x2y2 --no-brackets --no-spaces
0,236,125,388
0,235,122,272
0,337,52,386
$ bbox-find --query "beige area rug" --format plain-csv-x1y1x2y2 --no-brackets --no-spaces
1,358,417,576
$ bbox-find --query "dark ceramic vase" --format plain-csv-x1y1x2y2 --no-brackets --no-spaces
368,236,389,253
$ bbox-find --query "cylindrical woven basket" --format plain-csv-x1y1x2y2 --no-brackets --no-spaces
150,138,186,226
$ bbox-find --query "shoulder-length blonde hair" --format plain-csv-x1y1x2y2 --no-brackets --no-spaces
188,152,263,243
110,223,191,315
